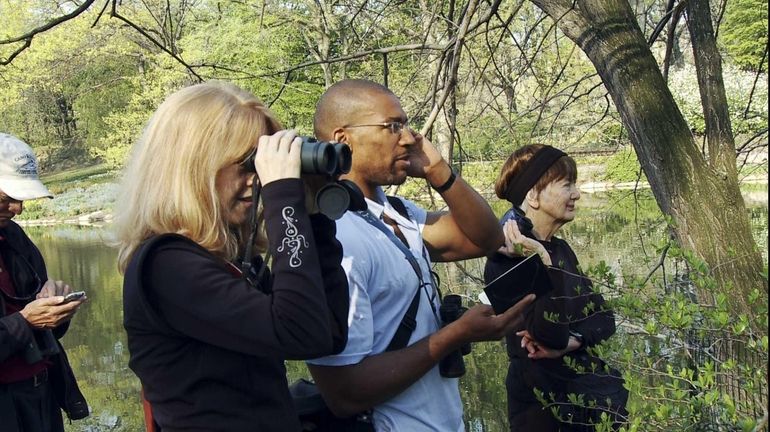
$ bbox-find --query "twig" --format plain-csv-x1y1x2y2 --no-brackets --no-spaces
109,2,202,81
642,243,671,287
0,0,98,44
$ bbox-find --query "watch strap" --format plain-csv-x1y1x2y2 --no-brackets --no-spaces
431,165,457,193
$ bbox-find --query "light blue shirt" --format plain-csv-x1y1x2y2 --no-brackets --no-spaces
308,187,465,432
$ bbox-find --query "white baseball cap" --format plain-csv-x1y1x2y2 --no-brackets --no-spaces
0,133,53,200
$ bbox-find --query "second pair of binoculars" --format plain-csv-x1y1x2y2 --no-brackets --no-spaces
244,137,352,178
439,294,472,378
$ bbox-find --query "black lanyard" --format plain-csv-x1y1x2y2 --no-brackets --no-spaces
354,207,442,350
355,210,425,284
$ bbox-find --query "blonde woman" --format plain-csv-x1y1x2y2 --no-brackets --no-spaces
115,82,348,431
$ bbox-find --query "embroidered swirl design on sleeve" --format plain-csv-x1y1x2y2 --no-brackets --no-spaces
277,206,309,267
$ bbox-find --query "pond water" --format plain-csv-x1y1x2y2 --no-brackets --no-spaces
19,189,766,432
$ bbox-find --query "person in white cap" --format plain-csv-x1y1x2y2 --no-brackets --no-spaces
0,133,89,432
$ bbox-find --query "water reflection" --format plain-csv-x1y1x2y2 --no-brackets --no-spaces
24,227,143,431
20,189,766,432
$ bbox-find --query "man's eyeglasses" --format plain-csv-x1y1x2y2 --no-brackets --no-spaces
344,121,409,135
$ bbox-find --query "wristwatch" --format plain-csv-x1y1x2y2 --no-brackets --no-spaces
569,330,584,348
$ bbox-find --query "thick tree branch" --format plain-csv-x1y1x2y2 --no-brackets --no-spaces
685,0,737,174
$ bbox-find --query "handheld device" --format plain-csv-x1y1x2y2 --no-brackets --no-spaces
61,291,86,303
483,254,555,314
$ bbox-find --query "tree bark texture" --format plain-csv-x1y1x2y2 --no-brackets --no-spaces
529,0,767,318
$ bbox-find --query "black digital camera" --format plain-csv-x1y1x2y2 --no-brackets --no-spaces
438,294,471,378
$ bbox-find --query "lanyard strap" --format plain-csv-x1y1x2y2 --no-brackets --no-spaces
354,210,425,284
354,209,428,351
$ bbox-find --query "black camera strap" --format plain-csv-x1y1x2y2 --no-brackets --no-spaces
354,197,426,352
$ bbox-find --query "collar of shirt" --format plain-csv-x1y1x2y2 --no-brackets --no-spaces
367,187,413,227
362,188,423,261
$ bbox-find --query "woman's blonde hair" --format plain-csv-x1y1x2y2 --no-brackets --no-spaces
115,81,280,272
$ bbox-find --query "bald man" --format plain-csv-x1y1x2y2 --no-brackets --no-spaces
306,80,534,431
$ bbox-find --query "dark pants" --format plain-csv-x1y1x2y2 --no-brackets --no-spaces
0,370,65,432
506,358,628,432
506,359,562,432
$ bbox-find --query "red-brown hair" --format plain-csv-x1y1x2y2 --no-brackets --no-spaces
495,144,577,205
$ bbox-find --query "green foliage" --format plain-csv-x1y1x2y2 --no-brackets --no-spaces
669,64,768,136
719,0,769,71
591,244,769,431
2,0,766,178
603,147,646,184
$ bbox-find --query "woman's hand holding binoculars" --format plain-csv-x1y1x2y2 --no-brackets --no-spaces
254,130,303,186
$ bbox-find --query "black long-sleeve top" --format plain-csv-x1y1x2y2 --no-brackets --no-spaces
0,221,89,420
485,236,615,371
123,179,349,432
0,221,53,363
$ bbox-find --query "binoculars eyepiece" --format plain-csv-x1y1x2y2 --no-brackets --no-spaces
300,138,352,178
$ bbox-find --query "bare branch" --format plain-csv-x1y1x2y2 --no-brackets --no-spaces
421,0,479,135
109,2,202,81
0,0,98,45
743,44,768,119
0,0,98,65
0,38,32,66
253,43,446,79
662,3,685,82
92,0,111,28
647,0,678,45
267,71,292,108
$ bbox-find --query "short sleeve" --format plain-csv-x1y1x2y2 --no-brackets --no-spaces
307,253,373,366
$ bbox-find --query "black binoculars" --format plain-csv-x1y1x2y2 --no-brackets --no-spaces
243,137,352,178
243,137,361,220
439,294,471,378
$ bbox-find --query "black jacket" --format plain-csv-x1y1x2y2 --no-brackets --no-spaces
485,236,616,376
0,220,89,421
123,179,349,432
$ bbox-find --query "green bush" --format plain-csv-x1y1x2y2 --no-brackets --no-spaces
604,147,646,183
581,247,769,431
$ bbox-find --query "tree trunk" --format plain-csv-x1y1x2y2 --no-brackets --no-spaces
529,0,767,319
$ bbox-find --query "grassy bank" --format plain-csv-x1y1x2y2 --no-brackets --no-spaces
19,164,119,222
